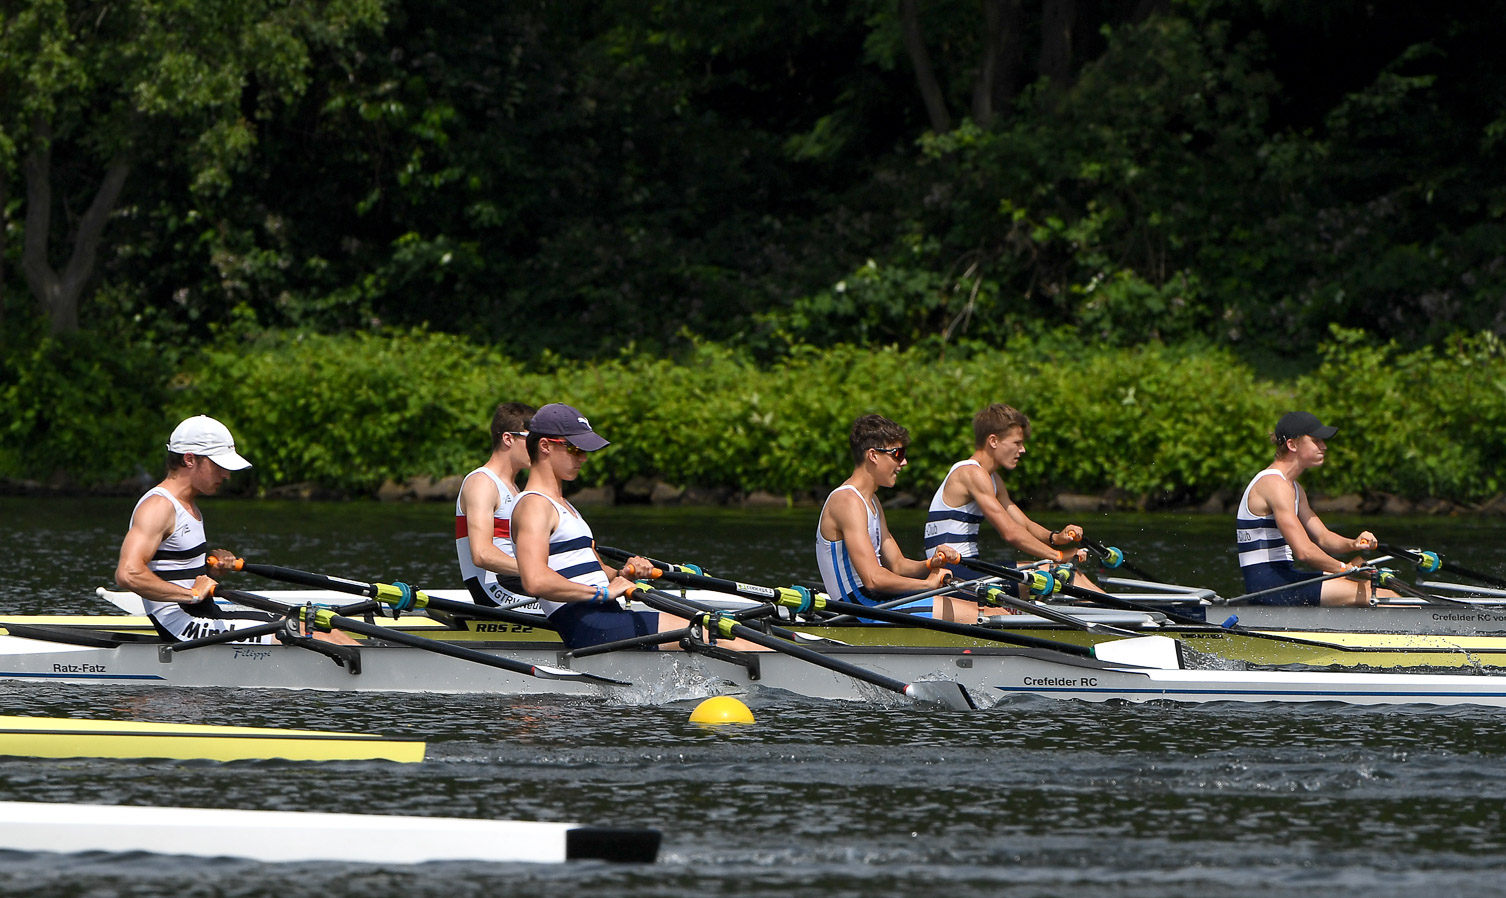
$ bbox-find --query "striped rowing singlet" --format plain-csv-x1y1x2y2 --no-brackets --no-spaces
511,491,608,617
816,485,882,604
454,467,526,605
923,460,1000,558
130,487,276,643
1236,469,1298,573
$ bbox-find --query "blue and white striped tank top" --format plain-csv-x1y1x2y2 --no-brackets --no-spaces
816,485,881,603
511,491,608,617
1236,469,1297,571
923,460,999,557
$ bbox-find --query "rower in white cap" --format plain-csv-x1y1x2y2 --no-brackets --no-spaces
115,416,356,645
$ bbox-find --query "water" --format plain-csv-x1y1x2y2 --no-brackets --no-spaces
3,497,1506,897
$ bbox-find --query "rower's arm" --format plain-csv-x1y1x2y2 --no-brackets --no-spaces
1296,487,1378,556
1260,478,1345,573
825,491,943,595
969,471,1059,560
459,476,520,577
115,496,211,603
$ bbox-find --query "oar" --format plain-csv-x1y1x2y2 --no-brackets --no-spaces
956,556,1429,655
1081,537,1163,583
1380,543,1506,590
209,586,631,687
613,558,1184,670
212,557,556,631
595,545,991,625
621,584,977,710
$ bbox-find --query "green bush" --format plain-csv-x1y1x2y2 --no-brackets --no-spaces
5,327,1504,503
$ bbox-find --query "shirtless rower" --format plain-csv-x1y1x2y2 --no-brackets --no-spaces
116,416,356,645
816,414,955,611
455,401,536,607
924,403,1101,592
1235,411,1399,606
509,403,656,649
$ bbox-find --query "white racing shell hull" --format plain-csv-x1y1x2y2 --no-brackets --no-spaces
9,631,1506,708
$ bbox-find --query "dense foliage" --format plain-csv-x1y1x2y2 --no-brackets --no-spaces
2,2,1503,498
4,329,1502,504
2,1,1503,359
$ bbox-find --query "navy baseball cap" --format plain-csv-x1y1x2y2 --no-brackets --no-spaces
529,403,609,451
1275,411,1337,444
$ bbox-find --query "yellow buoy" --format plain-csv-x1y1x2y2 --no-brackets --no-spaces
689,696,754,725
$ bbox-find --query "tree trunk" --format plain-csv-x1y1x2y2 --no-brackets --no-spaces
899,0,952,134
1037,0,1079,92
972,0,1025,126
20,119,131,335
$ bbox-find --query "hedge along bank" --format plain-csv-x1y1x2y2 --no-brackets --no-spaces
6,328,1504,504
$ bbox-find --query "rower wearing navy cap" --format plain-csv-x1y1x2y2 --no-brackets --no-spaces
816,414,956,614
509,403,657,649
116,415,357,645
1235,411,1399,606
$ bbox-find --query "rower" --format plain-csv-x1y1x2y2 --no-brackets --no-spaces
924,403,1102,594
115,416,357,645
816,414,955,616
509,403,656,649
1235,411,1400,606
455,401,537,607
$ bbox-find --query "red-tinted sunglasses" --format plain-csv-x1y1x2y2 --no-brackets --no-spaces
873,445,906,463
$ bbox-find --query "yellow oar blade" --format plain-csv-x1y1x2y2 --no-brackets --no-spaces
0,716,424,763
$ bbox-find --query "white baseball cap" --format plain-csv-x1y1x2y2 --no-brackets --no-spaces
167,415,252,471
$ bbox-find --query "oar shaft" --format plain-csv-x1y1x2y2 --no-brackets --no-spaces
231,559,556,631
218,588,539,679
1380,543,1506,590
819,598,1097,658
630,587,918,698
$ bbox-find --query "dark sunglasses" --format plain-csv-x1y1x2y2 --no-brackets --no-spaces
873,445,906,463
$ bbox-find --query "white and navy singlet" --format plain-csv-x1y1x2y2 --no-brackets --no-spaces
816,485,882,604
923,460,1000,558
454,467,532,607
130,487,277,644
510,492,610,618
1234,469,1320,605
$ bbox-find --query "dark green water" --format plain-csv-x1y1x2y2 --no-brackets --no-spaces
3,497,1506,897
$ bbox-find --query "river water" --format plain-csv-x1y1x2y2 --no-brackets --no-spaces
3,496,1506,897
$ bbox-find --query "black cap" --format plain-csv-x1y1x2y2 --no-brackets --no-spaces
1275,411,1337,444
529,403,609,451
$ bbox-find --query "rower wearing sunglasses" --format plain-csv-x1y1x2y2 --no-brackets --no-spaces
510,403,657,649
924,403,1101,593
816,414,957,616
454,401,537,607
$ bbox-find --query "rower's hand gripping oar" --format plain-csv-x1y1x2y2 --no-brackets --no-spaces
210,557,555,631
1379,543,1506,591
616,555,1185,671
619,582,977,710
207,585,631,687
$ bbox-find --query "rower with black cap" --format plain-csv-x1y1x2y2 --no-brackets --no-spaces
116,416,358,644
509,403,657,649
1234,411,1399,606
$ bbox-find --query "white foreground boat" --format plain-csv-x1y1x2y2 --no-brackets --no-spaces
7,615,1506,707
0,801,659,864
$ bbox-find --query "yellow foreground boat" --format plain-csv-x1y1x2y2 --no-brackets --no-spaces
0,715,424,763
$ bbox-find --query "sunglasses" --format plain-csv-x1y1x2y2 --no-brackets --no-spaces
542,437,586,456
873,445,906,463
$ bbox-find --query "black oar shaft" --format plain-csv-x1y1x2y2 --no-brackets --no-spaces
630,587,919,699
232,559,555,631
819,598,1097,658
218,588,539,679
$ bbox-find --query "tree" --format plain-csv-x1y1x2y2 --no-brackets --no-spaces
0,0,384,335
